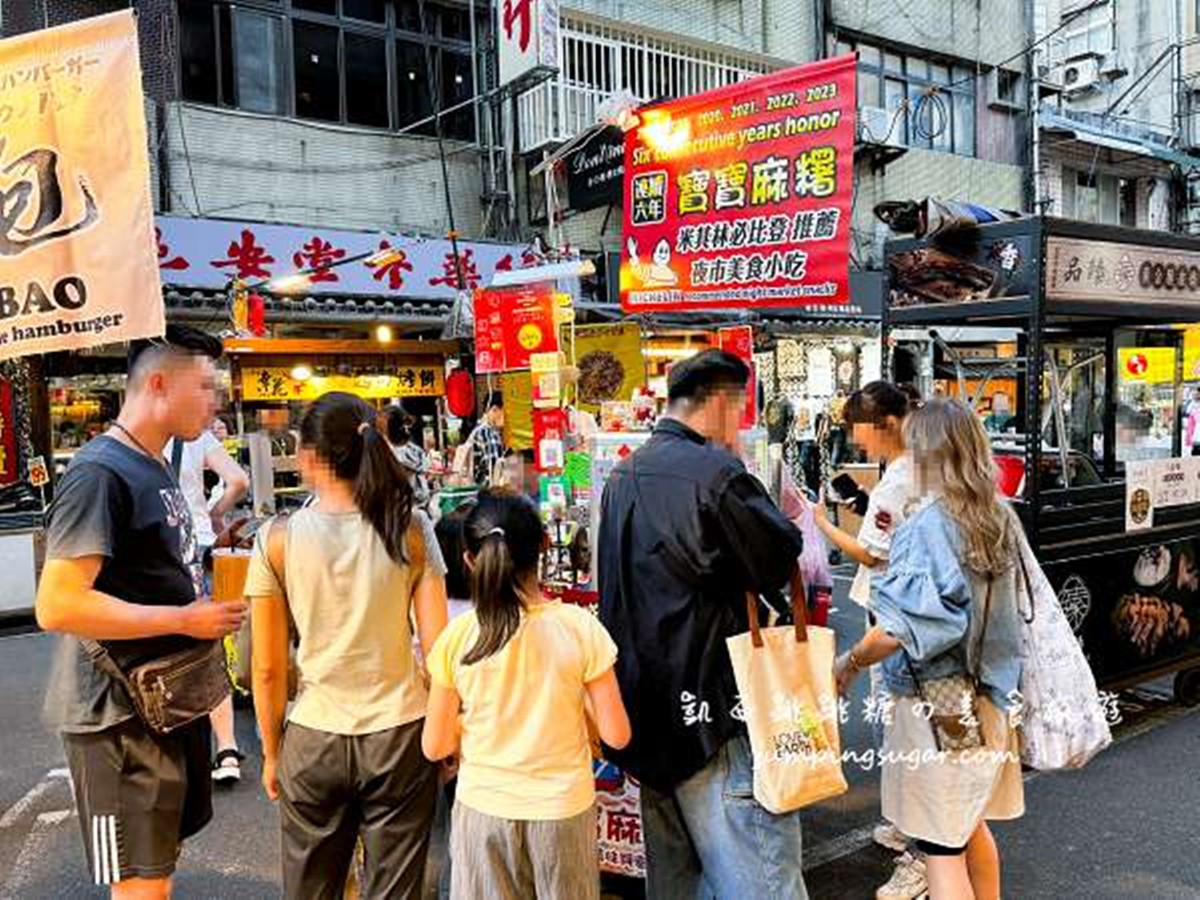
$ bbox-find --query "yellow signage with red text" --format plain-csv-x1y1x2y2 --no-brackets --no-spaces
241,366,444,401
1119,348,1177,385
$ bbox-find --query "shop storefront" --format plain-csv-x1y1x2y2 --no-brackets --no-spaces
885,216,1200,700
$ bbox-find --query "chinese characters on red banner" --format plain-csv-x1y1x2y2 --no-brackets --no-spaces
473,286,559,373
621,55,856,312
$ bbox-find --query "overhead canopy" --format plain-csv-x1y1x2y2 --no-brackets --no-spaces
1040,109,1200,173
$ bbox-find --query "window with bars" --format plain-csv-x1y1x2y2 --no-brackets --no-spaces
178,0,486,141
839,37,976,158
1060,0,1114,60
558,18,769,105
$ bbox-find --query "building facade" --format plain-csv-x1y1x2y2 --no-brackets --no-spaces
1034,0,1199,232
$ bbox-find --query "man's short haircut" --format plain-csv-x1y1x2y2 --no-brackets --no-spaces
667,349,750,405
485,391,504,411
127,325,223,382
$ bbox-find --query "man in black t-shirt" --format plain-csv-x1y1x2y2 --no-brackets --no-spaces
37,326,247,896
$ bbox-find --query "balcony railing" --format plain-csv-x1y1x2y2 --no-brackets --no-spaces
519,80,612,152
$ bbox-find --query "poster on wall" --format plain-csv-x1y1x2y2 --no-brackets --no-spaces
473,286,559,373
620,55,857,312
0,12,164,359
574,323,646,413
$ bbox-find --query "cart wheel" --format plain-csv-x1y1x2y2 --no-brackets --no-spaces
1174,668,1200,707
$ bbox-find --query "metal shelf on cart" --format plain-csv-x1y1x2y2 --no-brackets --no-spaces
886,298,1032,325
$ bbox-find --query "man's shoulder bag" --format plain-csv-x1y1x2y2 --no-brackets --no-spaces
80,637,230,737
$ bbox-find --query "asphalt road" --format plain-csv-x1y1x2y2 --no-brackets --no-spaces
2,571,1200,898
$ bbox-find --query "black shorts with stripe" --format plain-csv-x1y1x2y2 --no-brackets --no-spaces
63,717,213,886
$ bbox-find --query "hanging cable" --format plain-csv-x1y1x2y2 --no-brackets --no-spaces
417,0,467,291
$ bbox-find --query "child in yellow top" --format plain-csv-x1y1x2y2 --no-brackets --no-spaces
423,490,630,900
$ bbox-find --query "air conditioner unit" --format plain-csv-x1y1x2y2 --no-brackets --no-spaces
858,105,902,147
1060,57,1101,94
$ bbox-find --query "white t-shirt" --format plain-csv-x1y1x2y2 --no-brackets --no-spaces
849,453,917,608
166,432,222,548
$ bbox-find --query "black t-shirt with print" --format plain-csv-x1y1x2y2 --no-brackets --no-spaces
44,435,205,734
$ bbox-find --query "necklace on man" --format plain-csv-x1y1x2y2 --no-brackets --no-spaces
109,421,164,465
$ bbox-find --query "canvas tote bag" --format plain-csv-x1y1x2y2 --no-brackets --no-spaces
1009,512,1112,770
726,570,848,814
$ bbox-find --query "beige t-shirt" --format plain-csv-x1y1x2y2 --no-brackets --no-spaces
427,601,618,821
244,508,444,736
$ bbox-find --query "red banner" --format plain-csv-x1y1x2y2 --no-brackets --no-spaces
0,379,15,486
717,326,757,428
621,55,856,312
473,286,559,373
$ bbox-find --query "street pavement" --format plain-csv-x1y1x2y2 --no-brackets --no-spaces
2,571,1200,898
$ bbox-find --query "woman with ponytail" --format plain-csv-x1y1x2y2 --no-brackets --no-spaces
422,490,631,900
246,392,449,899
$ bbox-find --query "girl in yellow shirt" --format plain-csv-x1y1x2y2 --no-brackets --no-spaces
423,490,631,900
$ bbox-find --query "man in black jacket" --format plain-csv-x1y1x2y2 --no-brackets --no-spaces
598,350,808,899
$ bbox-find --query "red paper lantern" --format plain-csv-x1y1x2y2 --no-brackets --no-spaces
247,293,266,336
446,368,475,418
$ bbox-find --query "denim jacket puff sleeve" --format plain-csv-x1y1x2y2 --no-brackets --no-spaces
870,502,974,698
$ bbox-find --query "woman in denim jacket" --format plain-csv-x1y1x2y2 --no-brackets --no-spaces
834,398,1024,900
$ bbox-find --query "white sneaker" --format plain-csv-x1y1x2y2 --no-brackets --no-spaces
212,748,243,784
876,852,928,900
872,822,909,853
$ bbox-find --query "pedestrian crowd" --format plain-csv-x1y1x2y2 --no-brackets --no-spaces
38,326,1040,900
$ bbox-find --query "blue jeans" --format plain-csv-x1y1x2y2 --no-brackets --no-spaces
640,735,809,900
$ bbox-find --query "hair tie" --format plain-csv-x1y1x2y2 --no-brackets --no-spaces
486,527,505,540
357,422,372,436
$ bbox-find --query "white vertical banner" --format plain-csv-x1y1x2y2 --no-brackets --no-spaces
498,0,559,88
0,11,164,359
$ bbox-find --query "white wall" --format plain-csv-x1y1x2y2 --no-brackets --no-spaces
831,0,1028,65
162,104,487,236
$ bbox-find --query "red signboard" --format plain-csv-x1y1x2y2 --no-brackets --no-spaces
621,55,856,312
0,379,15,486
473,286,559,373
717,326,757,428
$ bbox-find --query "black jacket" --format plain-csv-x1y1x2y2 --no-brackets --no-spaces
597,418,803,790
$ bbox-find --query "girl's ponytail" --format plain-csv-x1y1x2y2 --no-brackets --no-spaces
354,423,415,565
461,490,544,665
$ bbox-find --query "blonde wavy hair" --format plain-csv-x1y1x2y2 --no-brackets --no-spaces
903,398,1015,576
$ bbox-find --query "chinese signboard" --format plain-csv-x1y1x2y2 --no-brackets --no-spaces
1046,237,1200,304
1118,347,1177,385
240,366,444,402
620,55,856,312
0,379,15,486
497,0,559,89
473,286,559,373
154,215,532,300
566,126,625,212
0,12,164,360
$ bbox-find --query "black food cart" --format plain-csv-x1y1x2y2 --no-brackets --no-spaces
884,217,1200,702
